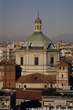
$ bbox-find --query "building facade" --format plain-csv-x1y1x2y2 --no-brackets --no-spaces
57,58,70,89
56,41,73,57
15,15,69,90
0,60,16,89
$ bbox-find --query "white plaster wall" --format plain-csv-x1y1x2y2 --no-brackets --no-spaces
16,99,24,106
16,83,46,89
16,83,56,89
15,49,58,76
16,49,47,75
48,52,59,66
56,65,69,89
57,66,68,81
16,49,46,65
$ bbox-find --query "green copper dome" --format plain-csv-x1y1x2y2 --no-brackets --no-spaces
24,15,56,50
25,32,54,48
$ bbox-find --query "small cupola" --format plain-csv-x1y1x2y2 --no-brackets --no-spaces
34,13,42,32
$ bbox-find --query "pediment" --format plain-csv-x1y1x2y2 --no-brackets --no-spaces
17,73,56,83
48,42,55,49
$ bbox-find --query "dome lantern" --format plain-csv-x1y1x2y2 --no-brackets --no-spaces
34,13,42,32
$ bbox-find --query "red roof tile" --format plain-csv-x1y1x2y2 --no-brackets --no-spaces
16,89,42,100
17,73,56,83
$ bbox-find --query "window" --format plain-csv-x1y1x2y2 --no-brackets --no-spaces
62,74,63,78
62,83,63,87
34,57,39,65
50,57,54,65
24,85,26,88
59,66,61,69
50,84,53,88
37,25,39,30
20,57,23,65
44,85,47,88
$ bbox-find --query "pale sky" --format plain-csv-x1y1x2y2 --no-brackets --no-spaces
0,0,73,41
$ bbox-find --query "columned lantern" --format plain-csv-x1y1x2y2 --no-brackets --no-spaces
34,13,42,33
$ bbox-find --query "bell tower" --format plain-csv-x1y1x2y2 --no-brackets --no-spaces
34,12,42,32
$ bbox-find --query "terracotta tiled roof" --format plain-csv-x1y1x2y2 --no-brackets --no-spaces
16,73,56,83
16,89,42,100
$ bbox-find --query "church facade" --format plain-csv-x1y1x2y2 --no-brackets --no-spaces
15,15,69,90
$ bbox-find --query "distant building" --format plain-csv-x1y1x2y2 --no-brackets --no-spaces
57,58,70,89
57,56,73,90
0,89,16,110
42,96,73,107
56,41,73,57
0,64,4,89
0,42,16,89
65,57,73,89
0,60,16,89
60,49,72,57
0,44,15,62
